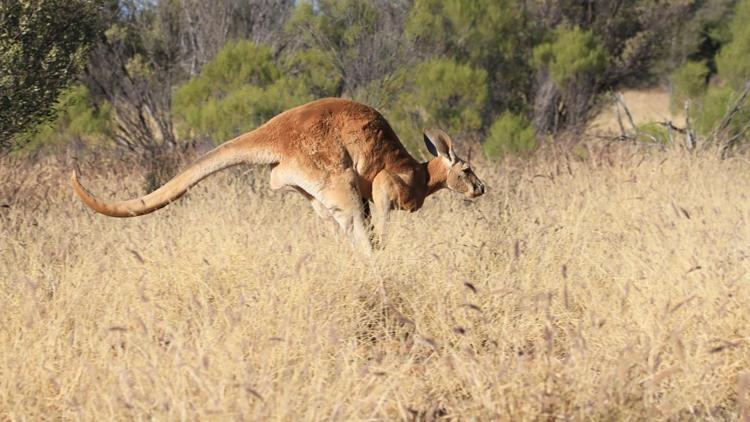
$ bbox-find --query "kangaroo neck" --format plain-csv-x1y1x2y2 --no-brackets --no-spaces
422,158,449,197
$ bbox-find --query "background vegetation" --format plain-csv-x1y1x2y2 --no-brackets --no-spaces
0,0,99,150
3,0,750,164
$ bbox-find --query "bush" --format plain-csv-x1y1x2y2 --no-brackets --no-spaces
412,59,487,133
533,27,607,87
172,41,280,141
715,0,750,90
173,41,340,142
21,85,111,153
694,86,749,136
406,0,530,111
670,60,709,110
532,26,608,132
0,0,100,152
387,58,488,154
678,0,750,139
483,112,537,159
282,48,342,98
636,122,671,144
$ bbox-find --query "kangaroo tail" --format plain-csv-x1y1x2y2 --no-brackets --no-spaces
71,134,276,217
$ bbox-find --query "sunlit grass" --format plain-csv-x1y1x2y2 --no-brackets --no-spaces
1,145,749,419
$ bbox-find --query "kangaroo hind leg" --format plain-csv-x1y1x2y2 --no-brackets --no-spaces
371,169,410,246
270,164,338,231
316,170,373,255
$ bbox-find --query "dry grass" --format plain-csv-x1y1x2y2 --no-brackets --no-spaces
588,88,684,135
1,145,750,420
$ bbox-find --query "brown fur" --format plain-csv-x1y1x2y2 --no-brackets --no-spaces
71,98,486,252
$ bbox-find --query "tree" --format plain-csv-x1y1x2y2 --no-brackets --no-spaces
386,58,488,154
0,0,99,154
526,0,703,134
178,0,294,76
714,0,750,91
84,1,181,157
79,0,296,187
406,0,531,115
532,27,607,133
287,0,414,108
697,0,750,142
82,0,198,189
172,40,340,143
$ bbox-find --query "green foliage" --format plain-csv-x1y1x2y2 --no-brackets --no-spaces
407,0,523,64
411,59,487,133
533,27,607,87
674,0,750,139
715,0,750,90
174,41,280,104
0,0,100,152
173,40,340,142
283,48,342,98
654,0,733,79
387,59,487,154
286,0,409,107
406,0,530,111
670,61,709,110
289,0,377,50
172,41,277,141
22,85,111,153
3,0,737,157
695,86,740,135
530,26,608,132
483,112,537,159
703,0,750,141
636,122,671,144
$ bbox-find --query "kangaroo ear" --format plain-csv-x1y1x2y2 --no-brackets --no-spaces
423,129,455,161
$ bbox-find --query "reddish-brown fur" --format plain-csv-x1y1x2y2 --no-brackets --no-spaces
72,98,486,252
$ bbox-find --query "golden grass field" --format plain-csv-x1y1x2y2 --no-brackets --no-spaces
588,88,684,135
1,144,750,420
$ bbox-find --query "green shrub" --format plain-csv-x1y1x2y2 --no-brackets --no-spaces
715,0,750,90
407,0,522,64
636,122,671,144
682,0,750,138
172,41,281,140
670,60,709,110
387,58,488,154
483,112,536,159
282,48,342,98
533,27,607,87
412,59,487,133
405,0,530,111
694,86,747,135
0,0,100,151
21,84,111,153
679,85,750,139
173,40,340,142
288,0,377,51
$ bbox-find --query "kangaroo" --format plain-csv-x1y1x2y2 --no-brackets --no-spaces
71,98,486,253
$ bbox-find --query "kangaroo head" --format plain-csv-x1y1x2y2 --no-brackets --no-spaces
423,129,486,199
